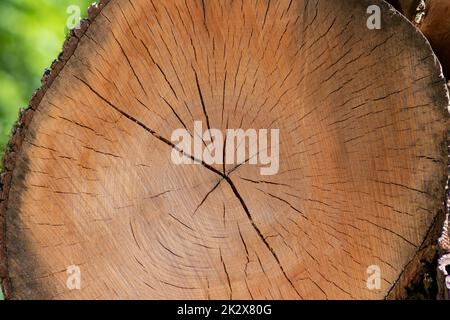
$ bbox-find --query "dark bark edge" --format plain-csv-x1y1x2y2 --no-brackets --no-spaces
437,157,450,299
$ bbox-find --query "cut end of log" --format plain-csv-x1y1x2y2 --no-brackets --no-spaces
387,0,450,79
1,0,449,299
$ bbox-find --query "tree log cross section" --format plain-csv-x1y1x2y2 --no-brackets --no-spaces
0,0,449,299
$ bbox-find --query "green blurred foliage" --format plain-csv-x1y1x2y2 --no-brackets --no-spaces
0,0,92,300
0,0,92,153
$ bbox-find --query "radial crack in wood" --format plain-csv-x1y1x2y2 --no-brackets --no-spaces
0,0,449,299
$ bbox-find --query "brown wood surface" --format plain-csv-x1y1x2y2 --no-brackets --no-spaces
386,0,450,299
387,0,450,77
0,0,449,299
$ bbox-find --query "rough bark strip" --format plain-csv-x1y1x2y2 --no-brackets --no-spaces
437,139,450,299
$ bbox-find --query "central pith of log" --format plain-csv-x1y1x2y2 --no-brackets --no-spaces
0,0,448,299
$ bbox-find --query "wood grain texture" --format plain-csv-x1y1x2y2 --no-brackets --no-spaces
386,0,450,299
387,0,450,77
0,0,449,299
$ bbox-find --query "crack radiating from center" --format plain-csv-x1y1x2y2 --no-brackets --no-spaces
74,75,302,298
